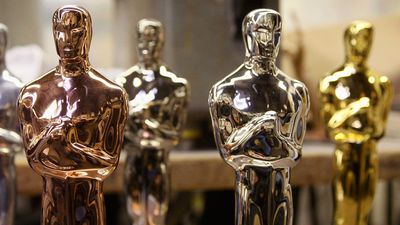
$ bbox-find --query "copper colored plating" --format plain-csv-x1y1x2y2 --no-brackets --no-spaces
17,6,128,225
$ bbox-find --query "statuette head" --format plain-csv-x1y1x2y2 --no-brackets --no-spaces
53,5,92,59
344,20,373,65
0,24,8,62
242,9,281,61
137,18,164,63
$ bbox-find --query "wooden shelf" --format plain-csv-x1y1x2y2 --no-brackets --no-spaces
15,139,400,195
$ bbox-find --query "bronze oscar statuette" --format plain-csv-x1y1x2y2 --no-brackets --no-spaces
17,6,129,225
0,23,23,225
209,9,310,225
116,18,189,225
319,21,393,225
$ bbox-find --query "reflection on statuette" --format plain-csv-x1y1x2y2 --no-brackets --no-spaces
116,18,189,225
0,23,23,225
319,20,393,225
17,5,128,225
209,9,310,225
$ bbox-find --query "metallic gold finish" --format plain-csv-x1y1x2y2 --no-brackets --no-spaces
17,6,128,225
319,21,393,225
209,9,310,225
116,19,189,225
0,23,23,225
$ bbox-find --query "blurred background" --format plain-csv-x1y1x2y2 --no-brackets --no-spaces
1,0,400,225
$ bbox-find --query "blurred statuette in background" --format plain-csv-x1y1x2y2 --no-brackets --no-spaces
17,5,128,225
319,20,393,225
209,9,310,225
0,23,23,225
116,18,189,225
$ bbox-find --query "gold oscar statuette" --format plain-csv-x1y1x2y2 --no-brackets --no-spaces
319,20,393,225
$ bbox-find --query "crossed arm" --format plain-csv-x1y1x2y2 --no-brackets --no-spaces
320,92,375,143
18,103,125,175
210,96,304,163
127,86,188,149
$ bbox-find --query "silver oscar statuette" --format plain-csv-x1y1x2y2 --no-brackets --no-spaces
116,19,189,225
0,23,23,225
208,9,310,225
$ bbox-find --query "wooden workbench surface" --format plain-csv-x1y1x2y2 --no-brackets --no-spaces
15,139,400,195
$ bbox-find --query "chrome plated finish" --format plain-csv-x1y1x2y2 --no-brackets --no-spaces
0,23,23,225
319,21,393,225
209,9,310,225
116,18,189,225
17,6,128,225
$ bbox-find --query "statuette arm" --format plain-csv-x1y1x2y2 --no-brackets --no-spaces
373,77,393,139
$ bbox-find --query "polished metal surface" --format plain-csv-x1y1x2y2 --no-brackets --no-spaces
0,23,23,225
17,6,128,225
319,21,393,225
209,9,310,225
116,18,189,225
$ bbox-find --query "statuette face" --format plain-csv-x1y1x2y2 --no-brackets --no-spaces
209,9,309,225
344,21,372,65
319,21,393,225
17,6,128,225
137,19,164,64
243,9,281,61
53,6,92,59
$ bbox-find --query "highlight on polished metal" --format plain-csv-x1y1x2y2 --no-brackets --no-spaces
0,23,23,225
17,6,128,225
209,9,310,225
319,20,393,225
116,18,189,225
